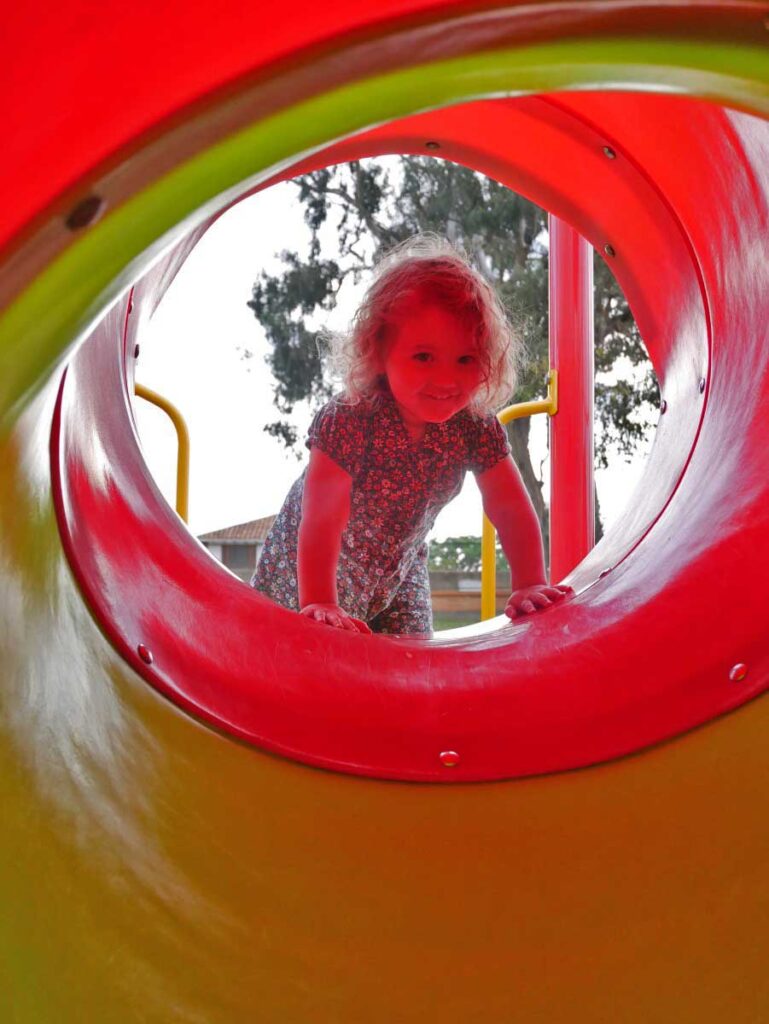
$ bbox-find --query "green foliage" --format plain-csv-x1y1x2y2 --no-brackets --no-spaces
427,534,510,575
592,256,659,467
246,253,338,432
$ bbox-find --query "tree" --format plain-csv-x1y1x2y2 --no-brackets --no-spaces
246,157,658,547
427,535,509,574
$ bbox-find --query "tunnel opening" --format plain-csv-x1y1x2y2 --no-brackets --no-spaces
131,154,659,637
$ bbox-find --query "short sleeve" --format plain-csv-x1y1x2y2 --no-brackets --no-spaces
466,414,511,475
306,398,367,477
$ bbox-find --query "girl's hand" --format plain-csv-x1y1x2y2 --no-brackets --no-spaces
300,603,372,634
505,584,573,620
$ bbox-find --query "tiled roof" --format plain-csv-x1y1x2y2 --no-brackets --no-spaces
198,515,276,543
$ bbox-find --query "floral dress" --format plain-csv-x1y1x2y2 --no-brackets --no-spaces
250,387,511,635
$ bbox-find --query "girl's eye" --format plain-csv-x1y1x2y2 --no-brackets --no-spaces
413,352,432,362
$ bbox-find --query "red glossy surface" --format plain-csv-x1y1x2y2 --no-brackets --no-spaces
3,2,768,260
49,87,769,781
5,5,769,1020
548,215,595,579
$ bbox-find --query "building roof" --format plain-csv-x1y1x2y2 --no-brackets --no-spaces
198,515,276,543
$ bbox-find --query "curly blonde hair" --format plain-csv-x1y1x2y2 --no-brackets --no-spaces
324,234,520,415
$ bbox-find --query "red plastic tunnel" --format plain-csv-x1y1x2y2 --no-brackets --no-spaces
4,5,769,1019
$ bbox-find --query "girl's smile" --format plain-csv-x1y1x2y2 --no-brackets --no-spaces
380,302,484,432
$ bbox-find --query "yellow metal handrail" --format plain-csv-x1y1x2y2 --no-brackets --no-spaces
134,383,190,523
480,369,558,620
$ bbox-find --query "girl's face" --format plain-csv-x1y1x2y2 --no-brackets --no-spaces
380,300,484,429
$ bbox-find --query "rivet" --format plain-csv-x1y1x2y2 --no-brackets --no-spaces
729,663,748,682
65,195,107,231
440,750,460,767
425,140,441,150
660,399,668,414
699,377,706,394
604,244,616,257
603,146,617,160
134,344,140,360
137,644,154,665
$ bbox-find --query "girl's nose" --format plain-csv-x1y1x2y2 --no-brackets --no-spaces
430,365,458,388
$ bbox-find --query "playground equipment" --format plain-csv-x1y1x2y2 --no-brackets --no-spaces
481,367,559,619
4,2,769,1020
133,383,190,522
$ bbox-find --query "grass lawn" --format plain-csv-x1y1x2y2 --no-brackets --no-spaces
432,613,479,631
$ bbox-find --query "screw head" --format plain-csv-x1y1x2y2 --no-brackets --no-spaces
65,195,107,231
603,146,616,159
729,663,748,682
137,644,154,665
660,399,668,414
440,750,460,767
604,244,616,257
425,140,441,150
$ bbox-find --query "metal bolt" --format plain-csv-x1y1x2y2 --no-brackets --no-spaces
729,663,748,682
137,644,154,665
604,244,616,257
65,195,106,231
603,146,617,160
440,750,460,767
425,140,441,150
660,399,668,414
699,377,706,394
134,344,140,360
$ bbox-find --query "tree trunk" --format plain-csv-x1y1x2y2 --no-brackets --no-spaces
594,481,604,544
507,417,549,562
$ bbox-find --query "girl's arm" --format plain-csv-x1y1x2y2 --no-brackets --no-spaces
298,448,371,633
475,455,572,619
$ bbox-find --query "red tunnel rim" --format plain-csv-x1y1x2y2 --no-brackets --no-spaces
48,107,726,783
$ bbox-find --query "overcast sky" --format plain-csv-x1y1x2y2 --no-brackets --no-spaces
134,180,651,546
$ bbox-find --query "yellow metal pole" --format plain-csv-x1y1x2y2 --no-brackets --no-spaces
134,383,190,523
480,370,558,620
480,513,497,620
497,368,558,428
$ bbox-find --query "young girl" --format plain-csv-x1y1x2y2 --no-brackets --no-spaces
251,235,570,635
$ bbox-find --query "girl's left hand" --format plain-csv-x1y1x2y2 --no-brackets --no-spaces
505,584,573,619
300,602,373,634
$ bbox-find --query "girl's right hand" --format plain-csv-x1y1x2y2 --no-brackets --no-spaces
300,603,372,634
